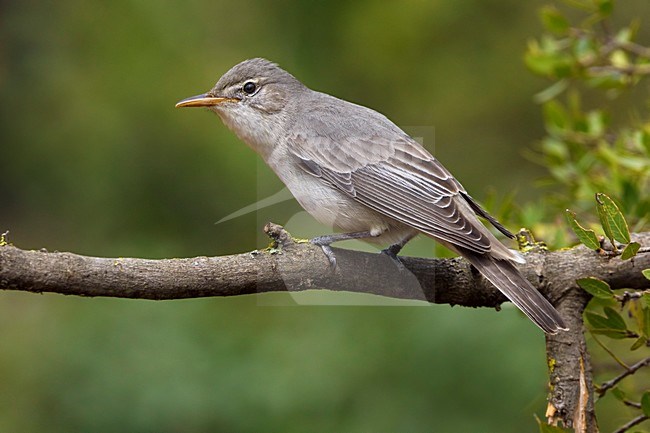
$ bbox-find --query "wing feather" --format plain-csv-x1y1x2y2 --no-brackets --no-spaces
290,133,494,254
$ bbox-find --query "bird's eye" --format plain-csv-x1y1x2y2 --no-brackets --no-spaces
243,81,257,95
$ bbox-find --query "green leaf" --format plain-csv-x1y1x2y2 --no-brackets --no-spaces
540,6,570,34
631,336,647,351
566,210,601,250
586,110,607,136
573,36,596,63
586,73,628,90
585,311,614,329
586,311,629,338
590,328,628,339
643,269,650,280
543,100,570,131
525,50,554,76
616,26,633,44
577,277,613,299
641,129,650,154
597,0,613,16
610,49,630,68
543,138,570,162
630,300,650,338
534,80,569,104
595,193,631,245
621,242,641,260
630,299,650,338
611,387,627,401
642,392,650,417
536,415,572,433
603,307,627,330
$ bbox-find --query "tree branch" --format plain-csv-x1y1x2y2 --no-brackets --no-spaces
1,225,648,305
1,225,649,432
598,356,650,396
612,414,650,433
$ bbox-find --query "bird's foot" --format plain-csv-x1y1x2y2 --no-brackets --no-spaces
310,231,376,270
310,235,338,269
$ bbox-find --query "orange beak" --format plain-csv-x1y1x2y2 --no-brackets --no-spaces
175,93,236,108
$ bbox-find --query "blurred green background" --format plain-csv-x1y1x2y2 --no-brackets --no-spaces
0,0,586,431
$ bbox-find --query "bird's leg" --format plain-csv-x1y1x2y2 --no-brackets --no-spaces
311,231,376,268
380,232,417,269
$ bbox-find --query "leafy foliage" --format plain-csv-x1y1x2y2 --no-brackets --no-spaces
520,0,650,248
526,1,650,431
568,192,639,258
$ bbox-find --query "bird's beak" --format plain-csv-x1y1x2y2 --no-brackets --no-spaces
175,93,235,108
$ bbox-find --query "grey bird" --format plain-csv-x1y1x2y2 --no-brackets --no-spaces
176,58,567,334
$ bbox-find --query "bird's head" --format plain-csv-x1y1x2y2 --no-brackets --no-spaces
176,58,306,153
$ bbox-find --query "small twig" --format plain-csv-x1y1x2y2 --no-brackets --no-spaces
612,414,649,433
590,331,629,370
598,357,650,396
622,399,642,409
618,41,650,58
587,64,650,76
615,289,650,304
599,246,650,258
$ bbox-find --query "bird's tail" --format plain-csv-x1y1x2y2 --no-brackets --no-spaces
460,250,567,334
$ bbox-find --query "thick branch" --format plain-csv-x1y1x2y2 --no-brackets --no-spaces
1,226,649,307
1,226,649,432
538,232,649,432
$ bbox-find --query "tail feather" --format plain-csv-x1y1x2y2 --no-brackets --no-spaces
461,250,567,334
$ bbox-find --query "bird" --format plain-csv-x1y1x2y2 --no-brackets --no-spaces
175,58,567,334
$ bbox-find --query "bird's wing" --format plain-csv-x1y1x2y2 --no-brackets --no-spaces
288,131,496,254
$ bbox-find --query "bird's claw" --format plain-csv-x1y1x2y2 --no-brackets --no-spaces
319,245,337,269
310,236,338,269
